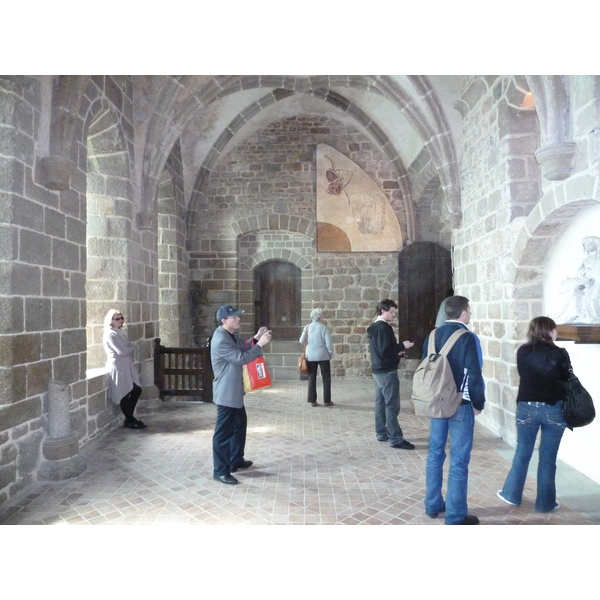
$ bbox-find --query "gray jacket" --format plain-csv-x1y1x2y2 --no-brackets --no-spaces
210,326,263,408
299,320,333,362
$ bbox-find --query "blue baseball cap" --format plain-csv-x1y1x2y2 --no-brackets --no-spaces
216,304,245,321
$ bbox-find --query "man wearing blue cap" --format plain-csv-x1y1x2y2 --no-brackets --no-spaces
210,304,272,484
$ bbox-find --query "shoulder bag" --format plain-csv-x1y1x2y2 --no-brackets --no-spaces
298,326,309,374
563,354,595,430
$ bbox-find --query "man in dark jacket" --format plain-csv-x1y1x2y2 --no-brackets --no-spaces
423,295,486,525
210,304,271,485
367,299,415,449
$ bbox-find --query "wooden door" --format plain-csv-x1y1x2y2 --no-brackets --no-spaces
397,242,453,359
254,260,302,340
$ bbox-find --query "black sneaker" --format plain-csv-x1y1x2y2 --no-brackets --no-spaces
124,419,147,429
391,440,415,450
457,515,479,525
231,459,253,473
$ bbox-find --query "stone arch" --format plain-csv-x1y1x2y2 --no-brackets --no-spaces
491,184,600,440
408,148,451,247
85,97,134,371
232,214,315,239
140,76,455,234
512,178,599,286
237,224,313,333
591,76,600,172
186,89,414,241
381,268,398,297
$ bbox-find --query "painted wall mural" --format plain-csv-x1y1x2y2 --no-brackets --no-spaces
316,144,403,252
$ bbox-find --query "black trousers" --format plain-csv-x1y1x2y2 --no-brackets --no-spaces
212,405,247,477
307,359,331,404
120,384,142,422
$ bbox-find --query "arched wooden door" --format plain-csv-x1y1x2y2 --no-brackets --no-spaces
254,260,302,340
397,242,453,359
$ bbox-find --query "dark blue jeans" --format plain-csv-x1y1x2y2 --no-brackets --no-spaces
212,405,248,477
307,359,331,404
500,401,566,512
425,403,475,524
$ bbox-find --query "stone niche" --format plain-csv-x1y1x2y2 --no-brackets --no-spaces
545,203,600,330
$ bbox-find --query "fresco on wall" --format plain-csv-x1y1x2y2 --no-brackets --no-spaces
554,235,600,324
316,144,403,252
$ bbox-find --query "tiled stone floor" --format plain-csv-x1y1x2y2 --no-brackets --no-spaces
1,379,598,526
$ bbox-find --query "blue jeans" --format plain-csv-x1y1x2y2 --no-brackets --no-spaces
372,371,404,445
307,359,331,404
212,405,248,477
425,403,475,524
500,401,566,512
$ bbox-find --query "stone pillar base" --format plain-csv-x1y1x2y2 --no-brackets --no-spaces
39,455,87,482
39,435,86,481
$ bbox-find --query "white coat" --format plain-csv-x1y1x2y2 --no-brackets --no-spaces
103,327,140,404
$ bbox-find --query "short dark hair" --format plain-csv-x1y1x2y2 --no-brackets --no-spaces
444,295,470,320
376,299,397,315
527,316,557,346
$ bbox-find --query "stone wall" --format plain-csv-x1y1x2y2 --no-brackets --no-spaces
454,76,542,436
456,76,600,452
0,76,158,503
188,115,408,377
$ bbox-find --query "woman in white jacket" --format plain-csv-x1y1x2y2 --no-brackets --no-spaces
103,309,147,429
299,308,334,406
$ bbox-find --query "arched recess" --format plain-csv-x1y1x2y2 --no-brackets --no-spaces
85,100,133,371
157,142,190,346
511,192,600,325
409,148,451,248
253,260,302,338
498,191,600,458
238,246,312,339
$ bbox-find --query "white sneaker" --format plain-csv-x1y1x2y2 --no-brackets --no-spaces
497,490,518,506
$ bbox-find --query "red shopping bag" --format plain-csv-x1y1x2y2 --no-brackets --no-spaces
243,355,272,392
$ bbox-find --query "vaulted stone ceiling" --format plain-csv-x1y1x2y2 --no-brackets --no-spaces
135,75,467,224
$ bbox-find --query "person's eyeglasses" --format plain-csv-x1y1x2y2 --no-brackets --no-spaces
113,316,124,321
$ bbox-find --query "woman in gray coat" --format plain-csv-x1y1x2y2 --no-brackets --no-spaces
299,308,334,406
103,309,146,429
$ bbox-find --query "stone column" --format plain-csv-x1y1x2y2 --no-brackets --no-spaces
39,380,86,481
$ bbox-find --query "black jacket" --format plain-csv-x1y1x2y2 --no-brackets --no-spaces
516,343,570,405
367,319,407,374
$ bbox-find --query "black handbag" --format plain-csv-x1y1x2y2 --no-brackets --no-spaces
563,364,596,431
